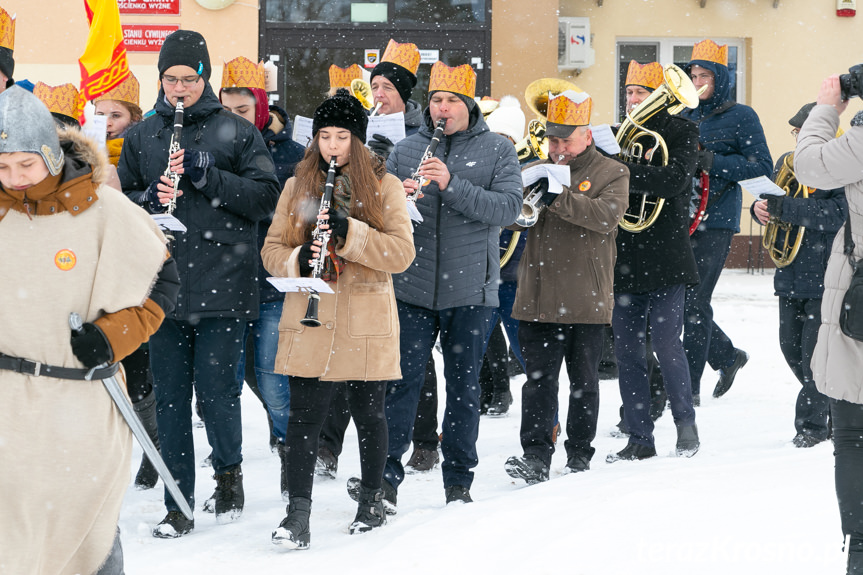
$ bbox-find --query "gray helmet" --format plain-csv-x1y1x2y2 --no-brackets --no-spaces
0,85,64,176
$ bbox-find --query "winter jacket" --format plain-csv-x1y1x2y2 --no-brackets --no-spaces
261,163,415,381
612,110,700,293
794,104,863,403
751,151,846,299
510,142,629,324
119,84,281,322
387,106,523,310
681,59,773,232
404,99,423,136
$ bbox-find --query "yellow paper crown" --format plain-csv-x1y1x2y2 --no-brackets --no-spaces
34,82,80,119
625,60,663,90
547,91,591,127
94,71,140,106
222,56,266,91
381,39,420,75
691,39,728,67
0,8,13,51
329,64,363,90
428,62,476,99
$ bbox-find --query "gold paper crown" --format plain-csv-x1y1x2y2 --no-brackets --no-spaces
94,71,140,106
547,91,591,127
34,82,80,119
625,60,663,90
222,56,266,91
329,64,363,90
428,62,476,99
0,8,14,52
691,39,728,67
381,39,420,75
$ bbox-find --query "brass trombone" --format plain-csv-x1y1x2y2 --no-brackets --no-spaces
762,153,809,268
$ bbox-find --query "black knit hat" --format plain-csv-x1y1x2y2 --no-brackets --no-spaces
789,102,816,129
0,46,13,88
158,30,212,81
313,88,368,142
370,62,417,105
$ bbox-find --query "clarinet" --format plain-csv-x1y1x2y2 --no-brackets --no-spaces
406,119,447,206
164,98,184,215
301,156,339,328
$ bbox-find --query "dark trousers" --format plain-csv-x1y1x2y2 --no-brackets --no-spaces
779,296,830,439
149,318,245,512
480,320,510,406
685,228,738,394
287,377,387,499
384,301,492,490
517,321,603,466
830,399,863,557
614,285,696,447
122,346,152,403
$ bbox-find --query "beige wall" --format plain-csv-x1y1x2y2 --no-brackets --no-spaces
5,0,260,108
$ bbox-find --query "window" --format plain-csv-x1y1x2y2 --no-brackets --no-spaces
266,0,488,24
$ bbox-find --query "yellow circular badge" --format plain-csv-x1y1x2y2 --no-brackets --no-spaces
579,180,591,192
55,249,77,271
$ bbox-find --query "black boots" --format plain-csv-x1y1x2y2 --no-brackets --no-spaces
504,454,549,485
277,441,289,501
131,389,160,490
213,466,244,524
676,423,700,457
153,510,194,539
349,485,387,534
606,442,657,463
445,485,473,504
486,389,514,417
272,497,311,550
713,348,749,398
347,477,398,515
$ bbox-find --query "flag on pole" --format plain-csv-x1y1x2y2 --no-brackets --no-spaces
78,0,129,122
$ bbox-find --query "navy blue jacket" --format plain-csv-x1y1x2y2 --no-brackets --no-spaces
681,59,773,232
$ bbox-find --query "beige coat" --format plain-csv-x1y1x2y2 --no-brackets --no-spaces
262,172,415,381
795,104,863,403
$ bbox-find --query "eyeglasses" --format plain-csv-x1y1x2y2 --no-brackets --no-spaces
790,128,800,138
161,74,201,87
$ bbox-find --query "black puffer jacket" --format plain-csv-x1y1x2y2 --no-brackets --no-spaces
118,84,281,322
612,110,700,293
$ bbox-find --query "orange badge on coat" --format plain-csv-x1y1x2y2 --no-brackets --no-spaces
579,180,591,192
55,249,77,271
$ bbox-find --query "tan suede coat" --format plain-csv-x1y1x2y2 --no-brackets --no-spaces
262,171,415,381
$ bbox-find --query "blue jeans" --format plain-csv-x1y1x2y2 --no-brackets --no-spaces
384,301,492,490
684,228,738,394
485,280,525,370
614,285,696,447
236,300,290,443
150,317,244,512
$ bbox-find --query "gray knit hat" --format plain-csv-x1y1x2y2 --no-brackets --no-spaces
0,86,64,176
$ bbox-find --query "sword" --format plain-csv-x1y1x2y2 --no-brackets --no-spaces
69,312,194,521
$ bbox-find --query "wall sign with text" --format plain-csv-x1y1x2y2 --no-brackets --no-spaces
122,25,180,52
118,0,180,15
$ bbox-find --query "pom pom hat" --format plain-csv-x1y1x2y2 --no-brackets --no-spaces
312,88,368,143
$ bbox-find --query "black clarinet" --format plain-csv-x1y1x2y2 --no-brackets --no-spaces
407,119,447,206
164,98,184,215
301,157,339,328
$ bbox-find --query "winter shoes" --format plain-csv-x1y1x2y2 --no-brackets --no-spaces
793,432,825,448
405,446,440,473
153,510,194,539
504,454,549,485
347,477,398,515
314,446,338,479
486,389,513,417
348,485,387,534
675,423,700,458
606,442,658,463
563,454,591,474
445,485,473,505
131,389,160,490
272,497,311,550
713,348,749,398
202,466,245,523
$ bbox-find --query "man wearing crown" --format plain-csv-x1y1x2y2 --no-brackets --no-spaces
376,61,522,507
680,40,772,404
606,61,701,462
503,90,628,484
0,7,13,93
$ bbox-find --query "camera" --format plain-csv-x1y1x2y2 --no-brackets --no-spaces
839,64,863,101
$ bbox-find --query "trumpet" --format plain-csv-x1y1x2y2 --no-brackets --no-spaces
301,157,339,328
407,119,447,206
164,98,184,215
515,154,566,227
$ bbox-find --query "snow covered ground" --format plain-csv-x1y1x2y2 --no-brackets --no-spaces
120,269,845,574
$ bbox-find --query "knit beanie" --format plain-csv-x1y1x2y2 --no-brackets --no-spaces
370,62,416,106
158,30,212,81
312,88,368,142
485,95,525,142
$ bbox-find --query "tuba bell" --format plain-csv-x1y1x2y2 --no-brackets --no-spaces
513,78,581,164
762,153,809,268
350,78,382,116
616,64,702,233
514,119,548,162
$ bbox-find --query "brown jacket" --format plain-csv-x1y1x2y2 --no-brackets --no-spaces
510,142,629,324
262,172,415,381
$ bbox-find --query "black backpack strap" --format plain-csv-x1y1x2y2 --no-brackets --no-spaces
846,214,858,272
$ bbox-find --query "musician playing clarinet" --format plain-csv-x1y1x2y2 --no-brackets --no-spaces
118,30,280,538
262,89,414,548
381,61,522,508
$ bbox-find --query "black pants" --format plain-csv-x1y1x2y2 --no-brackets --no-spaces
830,399,863,557
518,322,603,466
779,296,830,439
287,377,387,499
122,346,152,403
479,320,510,408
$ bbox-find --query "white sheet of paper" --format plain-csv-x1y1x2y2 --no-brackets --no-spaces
152,213,187,232
367,112,406,145
292,115,314,148
266,277,335,294
591,124,621,155
406,199,423,222
521,163,571,195
739,175,787,199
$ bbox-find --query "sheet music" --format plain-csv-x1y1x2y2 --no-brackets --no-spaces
152,213,187,232
739,176,787,199
267,277,335,294
591,124,621,155
367,112,406,145
292,115,314,148
521,164,571,196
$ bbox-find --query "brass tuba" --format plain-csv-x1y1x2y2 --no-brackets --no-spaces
762,153,809,268
514,78,581,163
616,64,702,233
350,78,382,116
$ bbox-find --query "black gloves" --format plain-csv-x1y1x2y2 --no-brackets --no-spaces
145,180,167,213
696,150,714,174
530,178,556,206
298,240,316,277
766,195,785,218
70,322,113,369
326,207,349,239
182,148,215,188
367,134,395,160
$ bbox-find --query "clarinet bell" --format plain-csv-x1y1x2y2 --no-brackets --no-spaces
300,291,322,328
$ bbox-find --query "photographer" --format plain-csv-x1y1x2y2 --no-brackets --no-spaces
794,69,863,575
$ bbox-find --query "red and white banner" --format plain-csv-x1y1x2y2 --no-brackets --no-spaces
122,24,179,52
